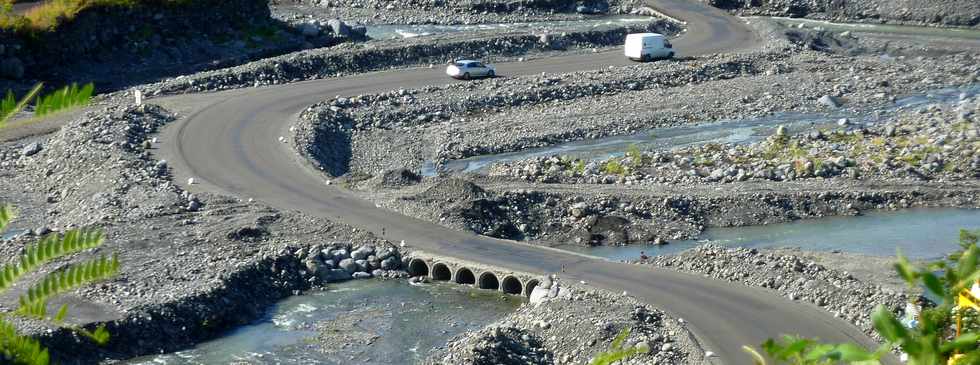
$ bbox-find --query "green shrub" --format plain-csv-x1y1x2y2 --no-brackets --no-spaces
572,160,586,176
0,0,196,33
603,160,626,176
625,144,643,167
34,82,94,117
746,229,980,365
0,204,120,365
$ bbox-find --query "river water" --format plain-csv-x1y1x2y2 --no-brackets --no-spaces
366,16,656,40
754,16,980,41
423,84,980,176
560,208,980,261
128,280,521,364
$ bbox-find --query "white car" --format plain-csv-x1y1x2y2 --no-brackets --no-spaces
446,60,495,80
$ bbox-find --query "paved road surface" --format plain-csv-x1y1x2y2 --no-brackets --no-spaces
154,1,881,363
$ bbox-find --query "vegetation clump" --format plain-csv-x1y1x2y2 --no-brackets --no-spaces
0,0,194,33
0,204,119,365
747,230,980,365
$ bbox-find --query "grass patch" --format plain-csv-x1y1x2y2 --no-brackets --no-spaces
35,82,93,117
0,0,194,33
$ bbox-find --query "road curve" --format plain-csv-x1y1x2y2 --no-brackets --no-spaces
154,2,878,363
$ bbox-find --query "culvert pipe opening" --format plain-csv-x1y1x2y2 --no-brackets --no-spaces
524,279,540,297
455,268,475,285
432,263,452,281
408,258,429,277
478,272,499,290
501,276,523,295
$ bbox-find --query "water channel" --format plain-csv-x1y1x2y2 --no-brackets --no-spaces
365,16,657,40
128,280,521,364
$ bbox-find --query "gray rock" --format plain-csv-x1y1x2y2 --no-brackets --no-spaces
331,249,349,261
354,259,369,271
381,257,399,270
371,269,384,277
352,271,372,279
21,142,42,157
351,245,374,260
818,95,842,108
322,269,352,282
327,19,351,38
339,258,358,273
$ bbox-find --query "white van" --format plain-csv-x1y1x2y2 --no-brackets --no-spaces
624,33,675,62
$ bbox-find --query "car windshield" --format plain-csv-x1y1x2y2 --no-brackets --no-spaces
454,61,472,67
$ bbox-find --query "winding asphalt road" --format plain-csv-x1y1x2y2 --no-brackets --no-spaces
153,1,880,363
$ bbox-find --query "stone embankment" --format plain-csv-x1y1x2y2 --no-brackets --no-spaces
370,176,979,246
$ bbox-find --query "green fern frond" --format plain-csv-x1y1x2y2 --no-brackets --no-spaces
16,254,120,320
610,327,630,350
0,317,50,365
0,229,105,293
590,327,641,365
75,324,110,346
0,83,42,129
0,204,15,234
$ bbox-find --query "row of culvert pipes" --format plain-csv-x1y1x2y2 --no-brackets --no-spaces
406,257,540,297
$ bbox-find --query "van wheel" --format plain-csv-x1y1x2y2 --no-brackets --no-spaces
487,70,495,78
463,72,471,80
642,54,651,62
668,52,675,59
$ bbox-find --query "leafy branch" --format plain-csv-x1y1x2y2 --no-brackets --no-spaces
0,203,120,364
746,229,980,365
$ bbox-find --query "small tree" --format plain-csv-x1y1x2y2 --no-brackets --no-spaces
0,205,119,365
746,230,980,365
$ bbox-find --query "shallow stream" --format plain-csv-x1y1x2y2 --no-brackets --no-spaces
128,280,521,364
365,16,656,39
561,208,980,261
424,85,980,176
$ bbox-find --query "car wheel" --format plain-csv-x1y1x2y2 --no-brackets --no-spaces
487,70,495,78
463,72,470,80
668,52,675,59
642,54,651,62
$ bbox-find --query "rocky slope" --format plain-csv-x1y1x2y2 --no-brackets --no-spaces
706,0,980,28
428,277,705,364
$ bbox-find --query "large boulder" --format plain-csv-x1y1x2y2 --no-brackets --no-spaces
327,19,351,38
322,269,352,282
338,258,358,273
351,245,374,260
381,257,400,270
